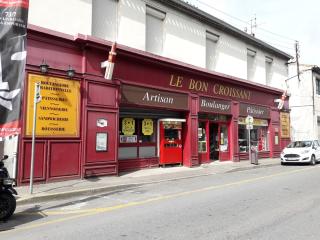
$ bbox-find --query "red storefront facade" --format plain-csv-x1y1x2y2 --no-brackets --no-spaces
17,26,290,184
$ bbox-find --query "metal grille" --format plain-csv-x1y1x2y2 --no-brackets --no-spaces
284,154,300,158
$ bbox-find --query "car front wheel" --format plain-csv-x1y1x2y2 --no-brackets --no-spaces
310,155,316,165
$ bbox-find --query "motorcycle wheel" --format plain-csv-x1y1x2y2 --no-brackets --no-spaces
0,192,16,221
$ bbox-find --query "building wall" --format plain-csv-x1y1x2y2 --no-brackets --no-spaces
288,65,317,140
29,0,289,88
162,9,205,68
29,0,92,35
18,26,286,184
269,57,288,90
313,71,320,140
207,27,247,79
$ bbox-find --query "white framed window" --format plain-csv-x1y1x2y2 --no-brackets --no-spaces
265,56,273,85
92,0,118,41
206,31,219,70
317,116,320,140
316,78,320,95
146,6,166,55
247,48,256,81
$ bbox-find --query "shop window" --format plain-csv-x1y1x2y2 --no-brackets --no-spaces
238,124,269,152
119,118,156,159
198,122,207,153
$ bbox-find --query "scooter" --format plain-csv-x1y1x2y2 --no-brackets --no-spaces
0,155,17,221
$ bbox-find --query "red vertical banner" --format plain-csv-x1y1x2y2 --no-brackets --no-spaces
0,0,29,137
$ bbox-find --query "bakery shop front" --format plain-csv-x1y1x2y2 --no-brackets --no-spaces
198,97,232,163
118,84,188,171
115,54,284,171
18,27,288,184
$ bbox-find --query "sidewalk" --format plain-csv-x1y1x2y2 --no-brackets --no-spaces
16,158,280,205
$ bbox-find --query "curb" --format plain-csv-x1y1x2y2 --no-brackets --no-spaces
16,162,279,205
16,183,142,205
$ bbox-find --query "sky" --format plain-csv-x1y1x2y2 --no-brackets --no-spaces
184,0,320,65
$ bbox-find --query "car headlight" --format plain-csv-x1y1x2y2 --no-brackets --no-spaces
301,150,310,154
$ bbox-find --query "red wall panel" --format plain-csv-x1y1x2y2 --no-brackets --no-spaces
87,82,117,107
21,141,46,183
27,38,82,73
86,111,117,163
49,141,80,178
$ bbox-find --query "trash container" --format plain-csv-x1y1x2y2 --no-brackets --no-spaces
250,146,258,165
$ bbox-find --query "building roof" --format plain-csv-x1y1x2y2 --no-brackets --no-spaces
159,0,293,60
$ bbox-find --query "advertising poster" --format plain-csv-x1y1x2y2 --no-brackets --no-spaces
26,74,80,137
142,119,153,135
96,133,107,151
122,118,135,135
0,0,29,137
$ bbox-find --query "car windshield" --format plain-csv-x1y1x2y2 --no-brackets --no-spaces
287,141,312,148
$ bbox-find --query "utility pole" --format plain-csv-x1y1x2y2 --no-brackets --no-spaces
295,41,300,81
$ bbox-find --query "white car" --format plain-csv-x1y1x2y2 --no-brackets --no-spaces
281,140,320,165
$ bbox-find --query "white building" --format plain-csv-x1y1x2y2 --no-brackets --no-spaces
28,0,291,88
288,64,320,140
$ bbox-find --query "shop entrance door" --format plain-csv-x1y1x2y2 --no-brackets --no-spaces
209,123,219,160
159,120,184,165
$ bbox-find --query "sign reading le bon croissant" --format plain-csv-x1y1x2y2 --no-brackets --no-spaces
26,74,80,137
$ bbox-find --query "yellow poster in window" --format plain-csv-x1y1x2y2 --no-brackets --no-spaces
142,119,153,135
26,74,80,137
122,118,135,135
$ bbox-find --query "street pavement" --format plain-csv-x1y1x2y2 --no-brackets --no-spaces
16,158,280,205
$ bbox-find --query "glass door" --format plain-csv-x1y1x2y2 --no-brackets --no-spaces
209,123,219,160
219,123,230,161
198,121,209,164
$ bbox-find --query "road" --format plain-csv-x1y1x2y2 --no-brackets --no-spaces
1,164,320,240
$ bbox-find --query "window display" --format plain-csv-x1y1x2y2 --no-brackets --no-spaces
198,122,207,153
220,125,228,152
119,118,156,159
238,122,269,152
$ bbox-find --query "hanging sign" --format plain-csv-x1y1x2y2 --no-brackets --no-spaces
122,118,135,135
280,112,290,138
142,119,153,135
0,0,29,137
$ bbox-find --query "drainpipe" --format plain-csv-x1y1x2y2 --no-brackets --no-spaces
311,69,315,138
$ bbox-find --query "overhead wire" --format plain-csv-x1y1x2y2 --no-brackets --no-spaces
191,0,298,50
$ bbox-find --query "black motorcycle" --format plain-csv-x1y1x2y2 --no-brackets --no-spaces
0,155,17,221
